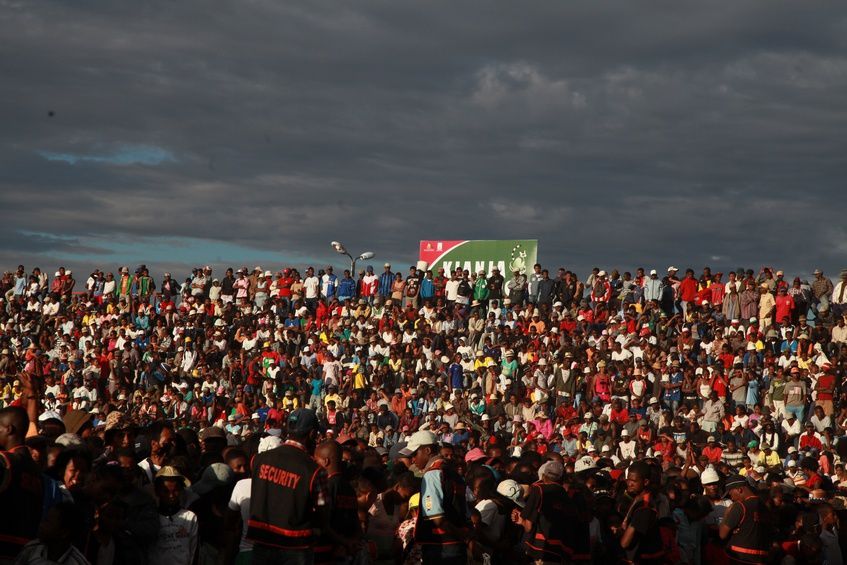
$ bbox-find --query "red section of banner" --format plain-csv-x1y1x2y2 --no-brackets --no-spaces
418,240,465,267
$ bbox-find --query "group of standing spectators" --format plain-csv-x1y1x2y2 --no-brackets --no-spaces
2,260,847,565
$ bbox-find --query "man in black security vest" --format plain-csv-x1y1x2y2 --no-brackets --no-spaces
513,459,571,564
618,461,665,565
0,405,43,564
719,475,772,564
405,430,470,565
248,408,328,565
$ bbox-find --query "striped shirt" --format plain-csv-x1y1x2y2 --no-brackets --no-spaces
378,271,394,297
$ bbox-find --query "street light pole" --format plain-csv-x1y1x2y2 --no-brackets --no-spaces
330,241,374,274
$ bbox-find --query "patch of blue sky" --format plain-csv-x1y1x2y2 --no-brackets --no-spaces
22,233,319,266
38,145,176,166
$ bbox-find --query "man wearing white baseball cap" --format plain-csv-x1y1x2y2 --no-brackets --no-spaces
404,430,471,565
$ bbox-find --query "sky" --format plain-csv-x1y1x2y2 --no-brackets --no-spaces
2,0,847,282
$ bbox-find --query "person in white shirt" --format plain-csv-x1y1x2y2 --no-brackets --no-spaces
43,296,60,317
149,467,199,565
303,268,320,308
618,429,637,461
445,274,460,303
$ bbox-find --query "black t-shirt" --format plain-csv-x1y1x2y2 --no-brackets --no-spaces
487,275,504,299
622,495,664,564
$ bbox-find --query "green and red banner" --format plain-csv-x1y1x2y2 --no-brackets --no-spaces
419,240,538,278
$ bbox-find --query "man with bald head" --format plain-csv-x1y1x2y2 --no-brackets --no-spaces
0,406,44,562
313,441,360,564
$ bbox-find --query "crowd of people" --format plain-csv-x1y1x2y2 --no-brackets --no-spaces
2,260,847,565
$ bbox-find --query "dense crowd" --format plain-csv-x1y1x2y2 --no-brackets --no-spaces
2,261,847,565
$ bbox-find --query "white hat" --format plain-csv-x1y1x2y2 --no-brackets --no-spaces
621,429,630,437
667,266,678,272
574,455,597,473
787,460,797,468
597,270,606,277
601,445,611,453
701,467,720,485
399,430,439,456
496,479,525,507
258,436,283,453
649,269,657,275
481,414,490,422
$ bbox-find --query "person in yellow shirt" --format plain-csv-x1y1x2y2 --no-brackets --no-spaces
473,351,493,372
324,386,342,408
353,371,367,391
756,443,781,468
281,390,300,410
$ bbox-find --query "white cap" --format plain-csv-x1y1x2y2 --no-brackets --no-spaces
650,269,657,275
574,455,597,473
496,479,525,507
621,429,630,437
258,436,283,453
399,430,439,456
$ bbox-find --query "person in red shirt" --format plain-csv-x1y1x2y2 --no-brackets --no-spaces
710,369,729,400
277,269,294,299
774,286,795,325
696,283,711,307
710,273,725,306
702,436,724,463
815,363,836,415
609,399,629,426
678,269,699,315
799,423,823,451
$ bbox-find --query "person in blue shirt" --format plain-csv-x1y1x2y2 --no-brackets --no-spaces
420,271,435,302
309,375,323,411
336,270,357,303
451,422,470,445
13,265,27,298
378,264,394,299
321,267,338,303
663,364,683,413
448,356,464,390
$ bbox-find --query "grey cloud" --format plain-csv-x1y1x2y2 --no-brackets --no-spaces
1,0,846,278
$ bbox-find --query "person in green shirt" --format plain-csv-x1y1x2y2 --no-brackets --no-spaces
501,350,518,378
768,369,787,419
473,271,489,302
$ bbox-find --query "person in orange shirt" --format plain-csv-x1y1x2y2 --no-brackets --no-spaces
528,312,545,334
702,436,724,463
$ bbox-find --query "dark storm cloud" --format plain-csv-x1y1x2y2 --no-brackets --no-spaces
1,0,846,278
